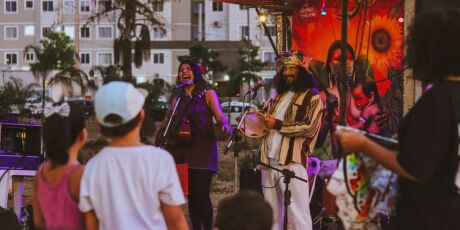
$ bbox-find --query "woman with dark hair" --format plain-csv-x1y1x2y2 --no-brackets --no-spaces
336,8,460,229
159,59,231,230
33,102,87,230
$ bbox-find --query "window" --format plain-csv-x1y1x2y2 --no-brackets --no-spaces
80,53,90,65
5,27,18,40
240,26,249,39
97,26,113,39
64,26,74,39
263,51,276,63
239,4,248,10
25,0,34,9
5,53,18,65
42,1,54,12
5,1,17,13
25,25,35,36
80,26,90,39
25,51,35,63
64,0,74,13
212,2,223,11
80,0,90,12
153,53,164,64
98,53,113,66
153,2,163,12
42,27,52,38
97,0,109,12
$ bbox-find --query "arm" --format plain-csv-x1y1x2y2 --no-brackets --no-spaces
161,203,188,230
267,95,323,138
84,210,99,230
205,89,232,136
335,131,418,181
32,178,46,229
68,165,84,202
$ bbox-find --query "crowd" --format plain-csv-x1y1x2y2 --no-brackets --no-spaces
3,7,458,230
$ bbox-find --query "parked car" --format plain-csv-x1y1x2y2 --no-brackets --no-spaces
24,97,44,115
221,101,258,126
67,100,95,118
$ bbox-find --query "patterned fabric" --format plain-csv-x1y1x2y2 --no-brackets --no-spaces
260,88,323,167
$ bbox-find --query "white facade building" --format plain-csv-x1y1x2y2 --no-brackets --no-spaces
0,0,277,99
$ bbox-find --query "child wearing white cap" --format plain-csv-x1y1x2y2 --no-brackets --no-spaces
79,81,188,230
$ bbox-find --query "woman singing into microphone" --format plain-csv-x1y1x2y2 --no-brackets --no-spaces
158,59,231,230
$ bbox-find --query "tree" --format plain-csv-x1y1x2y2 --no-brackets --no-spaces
86,0,166,81
4,78,40,115
90,65,126,84
178,43,228,80
24,31,96,112
229,39,268,96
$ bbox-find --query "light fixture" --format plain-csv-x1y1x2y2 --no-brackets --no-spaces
398,17,404,23
321,1,327,16
258,12,267,23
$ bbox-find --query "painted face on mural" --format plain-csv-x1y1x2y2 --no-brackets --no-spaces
329,49,354,77
178,63,194,83
352,84,372,110
283,64,298,85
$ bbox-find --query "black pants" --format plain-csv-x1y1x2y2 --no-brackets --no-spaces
188,168,213,230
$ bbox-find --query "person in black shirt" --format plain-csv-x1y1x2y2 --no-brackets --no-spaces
335,8,460,230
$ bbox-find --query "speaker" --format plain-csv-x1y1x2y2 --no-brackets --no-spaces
0,122,42,156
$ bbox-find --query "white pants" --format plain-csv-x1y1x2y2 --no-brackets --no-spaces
261,161,312,230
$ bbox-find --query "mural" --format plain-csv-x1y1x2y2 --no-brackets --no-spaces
294,1,405,228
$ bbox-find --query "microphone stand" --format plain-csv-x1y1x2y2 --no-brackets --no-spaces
224,88,258,193
257,161,309,230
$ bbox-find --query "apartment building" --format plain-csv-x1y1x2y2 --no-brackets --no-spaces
0,0,276,98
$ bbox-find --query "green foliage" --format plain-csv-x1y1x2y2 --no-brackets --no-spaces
178,42,228,76
86,0,165,80
25,31,96,112
136,78,170,116
0,85,16,116
227,39,268,96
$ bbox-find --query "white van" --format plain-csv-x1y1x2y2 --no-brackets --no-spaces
221,101,258,126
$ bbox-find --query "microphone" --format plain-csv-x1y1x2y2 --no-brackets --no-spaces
245,82,264,95
336,125,399,150
175,79,193,89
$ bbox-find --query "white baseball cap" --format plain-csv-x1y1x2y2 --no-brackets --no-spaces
95,81,148,127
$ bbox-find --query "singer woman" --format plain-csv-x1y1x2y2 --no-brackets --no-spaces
159,59,231,230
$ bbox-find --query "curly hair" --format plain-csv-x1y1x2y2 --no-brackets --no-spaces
176,59,207,85
273,65,318,94
406,8,460,83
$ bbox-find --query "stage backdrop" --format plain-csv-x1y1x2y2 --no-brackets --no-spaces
292,0,404,96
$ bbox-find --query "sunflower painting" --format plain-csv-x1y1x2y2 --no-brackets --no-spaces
367,15,403,84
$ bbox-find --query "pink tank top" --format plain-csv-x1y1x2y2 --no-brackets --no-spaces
37,163,84,230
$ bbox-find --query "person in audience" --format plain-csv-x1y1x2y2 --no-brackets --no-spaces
79,81,188,230
215,191,273,230
33,102,86,229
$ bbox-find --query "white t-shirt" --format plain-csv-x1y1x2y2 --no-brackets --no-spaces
79,145,186,230
266,91,295,159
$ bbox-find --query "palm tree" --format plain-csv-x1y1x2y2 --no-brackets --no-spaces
5,77,40,115
24,32,96,112
86,0,166,81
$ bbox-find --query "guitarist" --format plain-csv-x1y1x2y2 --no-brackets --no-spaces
158,59,231,230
